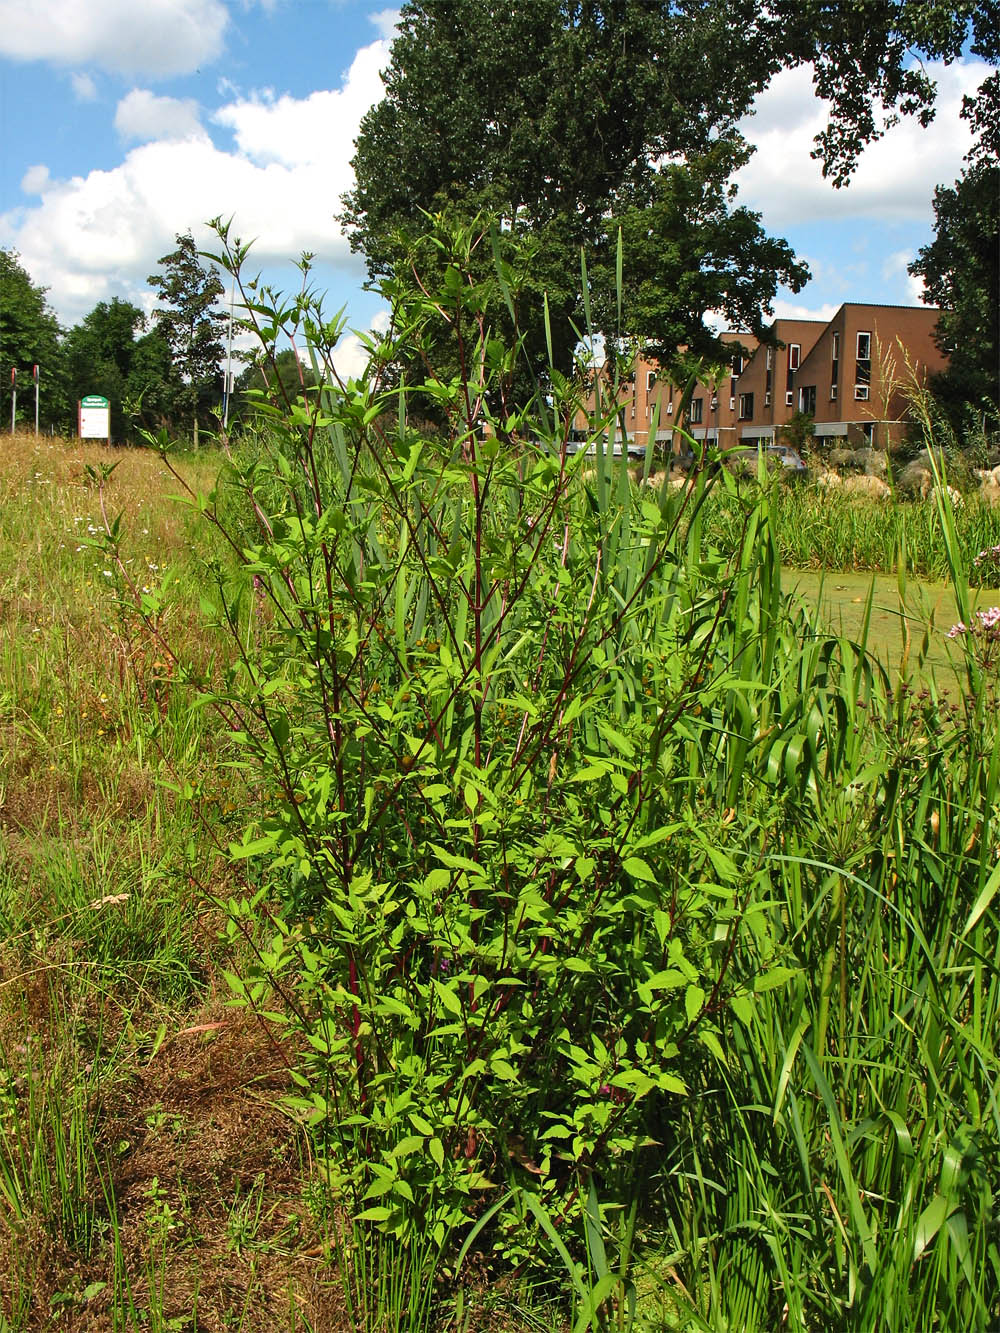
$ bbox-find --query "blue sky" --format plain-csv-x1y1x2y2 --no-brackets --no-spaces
0,1,988,376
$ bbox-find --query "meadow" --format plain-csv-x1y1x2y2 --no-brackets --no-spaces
1,234,998,1330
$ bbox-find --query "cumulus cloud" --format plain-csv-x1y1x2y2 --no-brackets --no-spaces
0,36,390,325
0,0,229,78
21,165,51,196
213,39,387,171
368,8,401,41
327,309,390,380
771,298,840,323
115,90,204,143
736,60,987,227
882,249,927,305
70,72,97,101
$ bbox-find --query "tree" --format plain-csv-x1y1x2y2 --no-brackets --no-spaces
343,0,793,379
601,140,810,372
64,298,149,441
343,1,997,387
769,0,998,183
909,163,999,428
147,232,227,445
0,249,68,430
126,330,182,437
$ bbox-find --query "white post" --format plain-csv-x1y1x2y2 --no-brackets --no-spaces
10,368,16,434
33,365,39,436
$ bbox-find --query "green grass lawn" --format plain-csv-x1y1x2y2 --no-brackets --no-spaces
788,568,1000,688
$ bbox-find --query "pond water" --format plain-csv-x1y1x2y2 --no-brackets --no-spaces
787,569,1000,688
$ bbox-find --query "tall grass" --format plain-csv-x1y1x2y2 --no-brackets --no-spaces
110,216,995,1332
0,436,334,1329
697,479,1000,579
2,237,998,1332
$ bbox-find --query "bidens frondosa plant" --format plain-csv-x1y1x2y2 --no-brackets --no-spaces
193,217,798,1270
105,217,998,1332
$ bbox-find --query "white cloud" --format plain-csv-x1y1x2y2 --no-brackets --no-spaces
329,335,371,382
213,39,388,170
881,249,911,282
0,0,229,78
883,250,928,306
736,60,987,227
328,309,390,381
771,298,840,323
0,37,390,325
21,165,51,195
70,71,97,101
368,8,401,41
115,90,204,143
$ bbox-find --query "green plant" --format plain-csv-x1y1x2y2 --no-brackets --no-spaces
84,214,1000,1333
98,216,851,1324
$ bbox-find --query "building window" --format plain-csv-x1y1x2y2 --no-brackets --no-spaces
788,343,801,371
764,392,771,406
738,393,754,421
831,332,840,396
690,397,703,424
855,330,871,395
729,396,736,411
766,346,774,369
646,370,657,393
799,385,817,415
785,390,794,406
710,396,718,412
666,401,673,414
732,354,745,376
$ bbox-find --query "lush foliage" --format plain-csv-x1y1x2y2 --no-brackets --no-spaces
62,297,182,441
0,248,69,429
91,217,998,1332
699,479,1000,580
343,1,995,389
148,231,228,445
341,0,808,381
5,214,998,1332
909,162,1000,429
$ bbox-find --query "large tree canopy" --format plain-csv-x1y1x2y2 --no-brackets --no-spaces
343,0,996,383
64,298,148,441
909,163,1000,427
0,249,68,429
148,232,227,445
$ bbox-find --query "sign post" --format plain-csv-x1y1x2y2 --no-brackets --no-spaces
79,394,111,445
33,365,39,436
10,368,16,434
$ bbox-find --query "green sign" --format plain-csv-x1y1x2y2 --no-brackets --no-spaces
81,394,110,408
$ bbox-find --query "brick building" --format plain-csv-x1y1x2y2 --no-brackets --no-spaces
578,302,945,454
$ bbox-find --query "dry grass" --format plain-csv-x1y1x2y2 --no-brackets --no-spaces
0,436,360,1330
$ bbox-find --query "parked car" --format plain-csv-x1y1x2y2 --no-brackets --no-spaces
725,444,807,474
